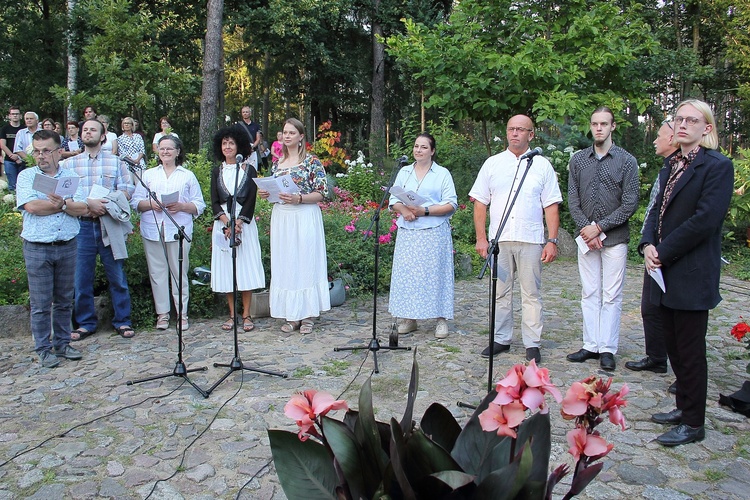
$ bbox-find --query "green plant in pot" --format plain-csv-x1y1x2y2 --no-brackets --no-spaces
268,351,628,499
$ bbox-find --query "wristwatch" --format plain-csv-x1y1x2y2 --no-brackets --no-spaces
424,206,430,216
61,199,68,212
546,238,558,245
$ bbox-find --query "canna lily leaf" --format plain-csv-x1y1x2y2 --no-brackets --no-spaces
420,402,462,452
268,429,338,500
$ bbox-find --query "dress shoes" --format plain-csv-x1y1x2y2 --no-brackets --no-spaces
624,357,667,373
668,380,678,395
600,352,616,371
651,408,683,424
566,349,600,363
525,347,541,363
481,342,510,358
656,424,705,446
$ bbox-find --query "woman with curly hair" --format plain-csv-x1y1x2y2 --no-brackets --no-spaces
258,118,329,335
210,125,265,332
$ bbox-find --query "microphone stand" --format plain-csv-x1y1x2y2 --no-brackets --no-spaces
206,153,286,395
457,154,536,409
334,156,411,373
124,158,209,398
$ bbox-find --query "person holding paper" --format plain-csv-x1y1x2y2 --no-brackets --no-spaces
16,130,89,367
567,106,639,371
389,133,458,339
67,119,135,341
131,135,205,331
625,120,679,386
258,118,329,335
639,100,733,446
469,116,562,361
210,125,265,332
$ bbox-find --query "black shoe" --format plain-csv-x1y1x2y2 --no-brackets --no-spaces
651,408,683,424
566,349,600,363
600,352,616,371
525,347,541,363
481,342,510,358
624,357,667,373
668,380,677,395
656,424,705,446
54,345,82,360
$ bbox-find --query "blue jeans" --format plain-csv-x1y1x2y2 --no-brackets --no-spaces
75,219,132,330
23,239,77,354
4,159,24,191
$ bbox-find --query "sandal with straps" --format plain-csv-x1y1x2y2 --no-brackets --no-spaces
243,316,255,332
221,318,234,331
280,321,300,333
300,319,314,335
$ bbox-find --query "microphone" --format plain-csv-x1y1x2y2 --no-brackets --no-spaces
120,156,139,171
398,155,409,164
519,147,544,160
235,154,244,164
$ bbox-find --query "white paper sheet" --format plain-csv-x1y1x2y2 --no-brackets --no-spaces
253,174,298,203
575,223,607,254
160,191,179,205
390,185,428,206
649,268,666,292
32,173,80,198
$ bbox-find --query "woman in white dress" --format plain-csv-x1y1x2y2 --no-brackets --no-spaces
258,118,330,335
210,125,265,332
97,115,118,155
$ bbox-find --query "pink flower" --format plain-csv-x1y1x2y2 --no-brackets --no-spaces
522,359,562,405
344,224,356,233
492,365,525,405
379,234,391,244
284,390,348,441
478,401,526,438
602,384,629,430
561,381,593,418
566,428,613,461
390,223,398,232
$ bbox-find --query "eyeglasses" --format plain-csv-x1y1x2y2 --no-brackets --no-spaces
507,127,533,133
158,147,176,152
31,149,57,157
674,116,704,126
661,119,673,130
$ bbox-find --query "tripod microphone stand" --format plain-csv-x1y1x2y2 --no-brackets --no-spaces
205,153,286,395
123,158,208,398
458,154,537,408
334,156,411,373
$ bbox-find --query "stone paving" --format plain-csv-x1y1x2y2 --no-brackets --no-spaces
0,259,749,499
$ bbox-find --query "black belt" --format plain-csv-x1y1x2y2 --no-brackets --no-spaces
29,239,74,246
80,216,97,222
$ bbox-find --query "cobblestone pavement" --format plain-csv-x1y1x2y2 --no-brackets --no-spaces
0,259,749,499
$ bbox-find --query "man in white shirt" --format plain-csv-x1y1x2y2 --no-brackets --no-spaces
469,114,562,363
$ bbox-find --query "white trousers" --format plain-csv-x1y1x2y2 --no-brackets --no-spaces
493,242,543,348
143,237,191,317
577,243,628,354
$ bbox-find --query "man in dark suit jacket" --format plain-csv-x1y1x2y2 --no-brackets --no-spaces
639,99,734,447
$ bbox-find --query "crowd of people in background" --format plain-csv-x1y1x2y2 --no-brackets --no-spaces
1,99,735,449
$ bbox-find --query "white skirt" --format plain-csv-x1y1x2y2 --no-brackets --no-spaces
210,218,265,293
269,202,330,321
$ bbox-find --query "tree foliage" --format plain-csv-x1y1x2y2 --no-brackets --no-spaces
387,0,658,138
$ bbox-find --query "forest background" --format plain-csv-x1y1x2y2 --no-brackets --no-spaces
1,0,750,325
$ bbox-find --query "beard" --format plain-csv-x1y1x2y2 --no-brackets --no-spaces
82,137,101,148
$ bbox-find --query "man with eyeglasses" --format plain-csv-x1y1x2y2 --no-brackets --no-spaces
0,106,24,190
567,106,639,371
66,119,135,341
16,130,89,368
625,120,678,392
469,114,562,363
